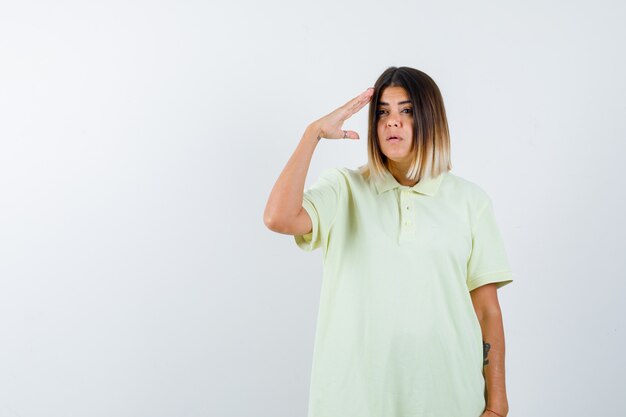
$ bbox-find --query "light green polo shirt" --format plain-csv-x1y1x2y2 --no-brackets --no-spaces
294,166,513,417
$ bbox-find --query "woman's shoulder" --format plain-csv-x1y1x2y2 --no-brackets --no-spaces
318,166,365,183
442,171,492,204
309,166,373,196
308,167,360,195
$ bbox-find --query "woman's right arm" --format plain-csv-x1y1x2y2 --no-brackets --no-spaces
263,123,321,235
263,88,374,235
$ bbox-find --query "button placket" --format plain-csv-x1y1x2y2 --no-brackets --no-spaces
399,189,416,241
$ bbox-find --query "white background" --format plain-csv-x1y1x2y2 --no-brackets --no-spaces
1,1,624,416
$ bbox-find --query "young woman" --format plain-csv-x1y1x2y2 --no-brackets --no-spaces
264,66,513,417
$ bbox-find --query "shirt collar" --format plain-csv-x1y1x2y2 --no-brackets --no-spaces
374,169,447,196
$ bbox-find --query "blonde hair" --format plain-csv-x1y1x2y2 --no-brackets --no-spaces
359,66,452,183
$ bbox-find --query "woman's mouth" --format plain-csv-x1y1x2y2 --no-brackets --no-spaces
387,136,402,142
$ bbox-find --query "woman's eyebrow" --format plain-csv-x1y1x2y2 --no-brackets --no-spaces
378,100,412,106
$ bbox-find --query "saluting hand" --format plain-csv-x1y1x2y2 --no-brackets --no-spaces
311,88,374,140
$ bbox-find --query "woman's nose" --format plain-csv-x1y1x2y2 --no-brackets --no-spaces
387,118,400,127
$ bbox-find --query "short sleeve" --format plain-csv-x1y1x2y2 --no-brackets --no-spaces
466,196,514,291
294,167,345,252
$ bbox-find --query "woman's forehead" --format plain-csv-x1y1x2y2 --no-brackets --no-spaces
379,86,410,105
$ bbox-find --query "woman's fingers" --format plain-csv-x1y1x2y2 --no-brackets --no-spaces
350,91,373,115
343,88,374,120
342,88,374,114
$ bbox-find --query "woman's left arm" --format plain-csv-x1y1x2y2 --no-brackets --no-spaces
470,283,509,417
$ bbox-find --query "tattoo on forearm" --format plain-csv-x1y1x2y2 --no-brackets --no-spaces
483,340,491,365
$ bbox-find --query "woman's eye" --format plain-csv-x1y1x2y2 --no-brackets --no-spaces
376,108,411,117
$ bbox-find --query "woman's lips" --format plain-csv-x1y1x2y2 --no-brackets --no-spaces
387,136,402,142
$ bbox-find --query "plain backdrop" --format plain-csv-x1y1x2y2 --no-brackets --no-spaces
1,1,624,416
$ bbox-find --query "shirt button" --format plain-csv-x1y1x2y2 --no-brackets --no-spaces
405,220,411,226
405,205,410,210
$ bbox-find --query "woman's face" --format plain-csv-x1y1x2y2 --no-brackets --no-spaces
376,86,415,168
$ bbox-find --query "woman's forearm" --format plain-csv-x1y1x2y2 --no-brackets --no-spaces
479,311,509,416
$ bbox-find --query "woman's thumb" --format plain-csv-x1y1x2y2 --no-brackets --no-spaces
343,130,360,140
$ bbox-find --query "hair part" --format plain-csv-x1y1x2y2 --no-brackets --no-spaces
359,66,452,183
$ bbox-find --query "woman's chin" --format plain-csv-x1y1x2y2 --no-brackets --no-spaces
384,153,411,163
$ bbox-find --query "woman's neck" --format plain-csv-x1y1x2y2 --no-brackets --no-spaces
388,162,418,187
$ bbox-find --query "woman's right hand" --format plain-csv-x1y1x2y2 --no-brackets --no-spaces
311,88,374,140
